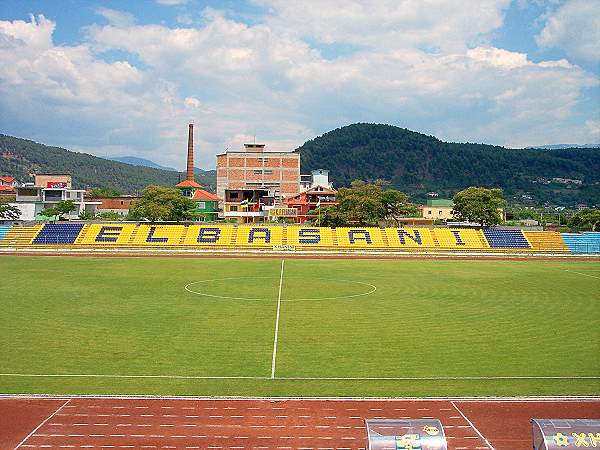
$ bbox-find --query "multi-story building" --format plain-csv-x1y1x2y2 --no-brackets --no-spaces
216,143,300,223
13,174,100,220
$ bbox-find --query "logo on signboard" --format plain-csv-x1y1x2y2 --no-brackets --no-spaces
552,432,570,447
47,182,67,188
422,425,440,436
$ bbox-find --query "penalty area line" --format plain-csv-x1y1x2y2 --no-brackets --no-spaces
271,259,285,379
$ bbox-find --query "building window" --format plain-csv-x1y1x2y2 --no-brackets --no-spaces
197,201,206,209
428,210,432,215
230,192,239,199
230,205,238,211
439,210,443,215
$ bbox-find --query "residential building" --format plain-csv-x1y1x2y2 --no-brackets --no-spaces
89,196,138,216
421,199,456,221
13,174,100,220
216,143,300,223
299,169,334,191
286,185,338,224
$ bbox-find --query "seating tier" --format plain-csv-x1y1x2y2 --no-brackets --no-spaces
524,231,569,252
561,232,600,254
483,229,531,249
32,223,84,245
336,228,386,248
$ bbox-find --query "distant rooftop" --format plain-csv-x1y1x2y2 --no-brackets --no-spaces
426,199,453,207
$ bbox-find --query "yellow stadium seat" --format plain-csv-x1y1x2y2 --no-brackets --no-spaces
184,225,236,246
336,227,386,248
524,231,569,252
0,225,44,246
236,226,283,247
131,225,185,246
431,228,488,249
385,228,435,248
78,224,137,245
286,226,335,248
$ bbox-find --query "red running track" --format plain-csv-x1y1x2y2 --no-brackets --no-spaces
1,396,599,450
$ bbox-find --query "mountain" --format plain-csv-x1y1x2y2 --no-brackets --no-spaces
296,123,600,207
527,144,600,150
108,156,176,171
0,135,216,194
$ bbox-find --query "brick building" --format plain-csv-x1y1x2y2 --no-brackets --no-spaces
216,143,300,222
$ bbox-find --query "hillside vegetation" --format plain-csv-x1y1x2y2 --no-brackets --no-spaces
296,124,600,206
0,135,216,194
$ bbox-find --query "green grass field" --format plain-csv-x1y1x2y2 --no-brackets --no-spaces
1,256,599,397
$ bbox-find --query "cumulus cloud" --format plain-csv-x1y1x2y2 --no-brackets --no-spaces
536,0,600,63
0,4,598,172
255,0,511,52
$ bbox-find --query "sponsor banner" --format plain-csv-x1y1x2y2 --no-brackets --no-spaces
47,182,67,188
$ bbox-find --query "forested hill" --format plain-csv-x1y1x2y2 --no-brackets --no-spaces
0,135,216,194
296,123,600,206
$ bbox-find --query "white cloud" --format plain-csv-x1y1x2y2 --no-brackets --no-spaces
536,0,600,63
1,5,598,174
156,0,189,5
255,0,512,52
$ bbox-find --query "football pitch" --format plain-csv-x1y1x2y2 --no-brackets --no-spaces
1,256,599,397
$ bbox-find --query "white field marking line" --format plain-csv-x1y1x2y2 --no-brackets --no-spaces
0,374,597,380
565,269,600,280
271,259,285,379
184,276,377,302
451,401,495,450
13,398,71,450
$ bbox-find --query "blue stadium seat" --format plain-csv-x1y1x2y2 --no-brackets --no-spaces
561,232,600,254
0,225,11,241
32,223,84,245
483,228,531,249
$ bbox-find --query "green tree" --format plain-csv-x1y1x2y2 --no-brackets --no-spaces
317,180,417,226
317,205,349,227
0,201,21,220
129,185,197,222
381,189,420,226
452,187,506,226
569,208,600,231
78,210,95,220
336,180,386,226
41,200,76,220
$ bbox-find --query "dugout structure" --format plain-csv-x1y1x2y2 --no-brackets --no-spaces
531,419,600,449
366,419,447,450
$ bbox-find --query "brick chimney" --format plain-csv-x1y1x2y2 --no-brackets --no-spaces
186,123,194,181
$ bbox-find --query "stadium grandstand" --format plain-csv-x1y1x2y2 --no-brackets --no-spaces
0,223,599,254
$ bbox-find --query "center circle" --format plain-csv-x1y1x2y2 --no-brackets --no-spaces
184,276,377,302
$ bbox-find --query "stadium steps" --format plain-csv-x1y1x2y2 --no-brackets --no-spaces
524,231,569,252
281,226,288,246
430,229,440,247
127,225,141,246
380,228,391,248
179,225,190,245
476,230,489,248
1,225,43,246
74,224,90,244
231,226,238,246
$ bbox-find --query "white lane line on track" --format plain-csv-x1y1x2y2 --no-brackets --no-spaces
13,399,71,450
271,259,285,379
451,401,495,450
565,269,600,279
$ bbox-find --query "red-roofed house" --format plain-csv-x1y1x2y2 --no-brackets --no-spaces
286,185,338,223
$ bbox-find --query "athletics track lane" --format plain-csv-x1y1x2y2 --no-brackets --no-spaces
2,396,599,450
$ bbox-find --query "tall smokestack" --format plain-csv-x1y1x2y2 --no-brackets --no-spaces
186,123,194,181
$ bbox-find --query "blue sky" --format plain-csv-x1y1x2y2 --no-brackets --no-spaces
1,0,598,170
